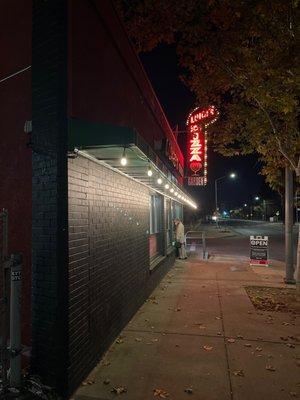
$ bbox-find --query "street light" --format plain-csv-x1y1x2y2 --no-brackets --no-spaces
254,196,259,201
215,172,237,212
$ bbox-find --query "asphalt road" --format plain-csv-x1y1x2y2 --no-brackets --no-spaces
206,220,298,263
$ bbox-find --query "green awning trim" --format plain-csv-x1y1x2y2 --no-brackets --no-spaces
68,118,136,150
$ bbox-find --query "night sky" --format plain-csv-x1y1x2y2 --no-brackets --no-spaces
139,44,278,213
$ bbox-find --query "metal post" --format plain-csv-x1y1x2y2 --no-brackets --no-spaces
0,209,9,392
215,179,218,212
202,232,207,259
9,253,22,388
284,167,295,283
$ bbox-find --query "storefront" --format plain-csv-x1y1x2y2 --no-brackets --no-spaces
0,0,197,397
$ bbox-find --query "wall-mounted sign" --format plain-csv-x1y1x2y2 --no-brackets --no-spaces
250,235,269,266
186,106,219,186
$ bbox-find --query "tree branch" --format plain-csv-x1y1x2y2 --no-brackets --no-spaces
275,136,298,172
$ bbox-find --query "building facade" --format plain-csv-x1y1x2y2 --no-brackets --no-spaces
1,0,196,397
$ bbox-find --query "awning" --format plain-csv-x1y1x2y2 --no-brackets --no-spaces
68,118,197,209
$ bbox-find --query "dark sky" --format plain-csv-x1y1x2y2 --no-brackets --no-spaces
139,44,278,212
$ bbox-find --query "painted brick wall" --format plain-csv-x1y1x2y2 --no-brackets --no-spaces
31,0,69,394
68,154,174,392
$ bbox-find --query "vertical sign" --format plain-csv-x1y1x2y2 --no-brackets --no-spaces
186,106,219,186
250,235,269,266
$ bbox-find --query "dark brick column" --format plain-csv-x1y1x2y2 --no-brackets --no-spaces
31,0,69,395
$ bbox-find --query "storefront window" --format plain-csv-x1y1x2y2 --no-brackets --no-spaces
149,194,163,259
173,201,183,221
166,199,172,246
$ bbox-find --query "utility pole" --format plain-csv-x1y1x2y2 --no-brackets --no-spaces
284,166,295,283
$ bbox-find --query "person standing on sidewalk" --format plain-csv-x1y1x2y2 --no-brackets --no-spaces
174,218,187,259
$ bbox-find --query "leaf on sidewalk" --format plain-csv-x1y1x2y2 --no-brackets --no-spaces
289,392,297,397
244,343,252,347
227,338,236,343
111,386,127,395
286,343,295,348
265,365,276,371
255,347,263,352
135,338,142,342
203,345,213,351
233,370,245,377
153,388,170,398
103,379,110,385
184,387,194,394
116,338,124,344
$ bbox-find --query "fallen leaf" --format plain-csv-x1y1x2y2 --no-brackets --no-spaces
103,379,110,385
203,345,213,351
289,392,297,397
283,322,291,326
244,343,252,347
153,388,170,398
255,347,263,352
184,387,193,394
233,370,245,377
135,338,142,342
116,338,124,344
227,338,236,343
111,386,127,395
266,365,276,371
286,343,295,348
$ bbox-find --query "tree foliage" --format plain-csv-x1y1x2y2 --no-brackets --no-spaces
115,0,300,189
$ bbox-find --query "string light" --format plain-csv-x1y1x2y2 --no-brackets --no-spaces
157,177,162,185
120,147,127,166
165,183,169,189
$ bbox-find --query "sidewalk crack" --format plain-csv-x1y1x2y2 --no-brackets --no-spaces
217,277,234,400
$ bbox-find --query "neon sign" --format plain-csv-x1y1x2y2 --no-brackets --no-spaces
186,106,219,186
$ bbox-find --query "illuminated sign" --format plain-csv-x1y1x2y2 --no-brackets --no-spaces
186,106,218,186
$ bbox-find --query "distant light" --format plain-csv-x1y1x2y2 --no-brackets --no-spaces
147,167,153,177
212,215,218,221
229,172,236,179
170,188,174,193
174,192,178,196
255,196,259,201
244,203,247,207
223,211,227,216
165,184,169,189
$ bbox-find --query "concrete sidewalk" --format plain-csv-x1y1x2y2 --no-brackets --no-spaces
73,259,300,400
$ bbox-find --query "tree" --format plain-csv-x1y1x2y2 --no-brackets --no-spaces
115,0,300,288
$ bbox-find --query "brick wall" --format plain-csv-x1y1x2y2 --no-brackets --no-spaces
68,154,174,393
31,0,69,394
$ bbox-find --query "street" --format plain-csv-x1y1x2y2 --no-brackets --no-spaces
206,220,298,264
